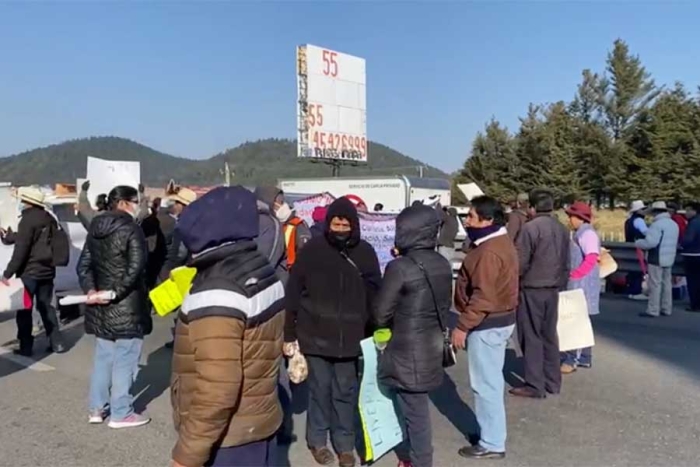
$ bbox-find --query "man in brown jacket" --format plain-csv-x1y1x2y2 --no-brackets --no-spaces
453,196,518,460
170,186,285,467
506,192,530,242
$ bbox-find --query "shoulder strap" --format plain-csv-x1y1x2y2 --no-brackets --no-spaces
269,214,281,263
340,251,363,278
405,255,446,332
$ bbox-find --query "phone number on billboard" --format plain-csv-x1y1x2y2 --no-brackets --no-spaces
309,131,367,161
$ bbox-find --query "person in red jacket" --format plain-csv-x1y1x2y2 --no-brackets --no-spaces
669,202,688,244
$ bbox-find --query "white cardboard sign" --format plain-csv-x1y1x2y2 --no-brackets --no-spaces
86,157,140,209
557,288,595,352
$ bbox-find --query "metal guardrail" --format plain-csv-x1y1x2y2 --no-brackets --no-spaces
602,241,685,275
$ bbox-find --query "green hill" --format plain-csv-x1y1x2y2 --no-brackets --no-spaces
0,136,447,187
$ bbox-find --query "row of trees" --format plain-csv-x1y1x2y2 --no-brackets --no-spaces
455,39,700,207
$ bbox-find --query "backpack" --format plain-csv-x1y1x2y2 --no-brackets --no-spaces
49,222,70,267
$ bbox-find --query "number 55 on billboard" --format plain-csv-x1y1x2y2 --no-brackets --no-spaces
297,44,367,162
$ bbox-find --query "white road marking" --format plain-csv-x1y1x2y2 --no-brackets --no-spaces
0,347,55,372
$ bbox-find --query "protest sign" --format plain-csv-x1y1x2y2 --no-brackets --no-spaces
292,192,336,226
457,183,484,201
86,157,141,209
0,184,19,231
359,213,396,272
289,192,397,272
358,338,403,463
557,288,595,352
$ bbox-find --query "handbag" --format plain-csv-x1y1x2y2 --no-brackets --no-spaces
406,255,456,368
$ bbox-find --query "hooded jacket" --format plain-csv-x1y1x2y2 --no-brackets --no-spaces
77,211,151,339
170,187,284,467
256,199,287,283
285,197,382,358
374,205,452,392
3,206,57,281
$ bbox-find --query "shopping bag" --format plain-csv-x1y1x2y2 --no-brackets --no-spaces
557,289,595,352
0,278,28,313
599,248,618,279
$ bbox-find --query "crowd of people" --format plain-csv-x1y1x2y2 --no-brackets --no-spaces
3,179,699,467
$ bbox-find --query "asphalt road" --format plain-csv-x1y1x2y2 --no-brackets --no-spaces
1,295,700,467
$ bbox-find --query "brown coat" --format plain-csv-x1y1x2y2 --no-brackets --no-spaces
171,312,284,467
506,209,529,242
455,229,519,332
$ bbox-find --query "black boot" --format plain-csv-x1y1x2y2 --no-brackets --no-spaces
48,332,67,354
14,337,34,357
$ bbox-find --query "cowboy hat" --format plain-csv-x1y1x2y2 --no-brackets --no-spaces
628,200,646,214
167,187,197,206
646,201,668,212
15,186,46,208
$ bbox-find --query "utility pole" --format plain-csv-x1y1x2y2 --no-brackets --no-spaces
221,162,233,186
418,165,425,178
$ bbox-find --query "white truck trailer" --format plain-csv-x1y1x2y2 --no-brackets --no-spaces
279,175,451,212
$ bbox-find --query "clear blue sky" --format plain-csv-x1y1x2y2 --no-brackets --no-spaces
1,1,699,173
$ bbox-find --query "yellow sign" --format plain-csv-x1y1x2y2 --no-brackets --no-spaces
149,267,197,317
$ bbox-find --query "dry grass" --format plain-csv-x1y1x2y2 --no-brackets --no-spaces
555,209,628,242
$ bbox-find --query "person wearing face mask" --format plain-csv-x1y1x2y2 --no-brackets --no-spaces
78,180,149,230
256,188,312,271
77,185,152,429
453,196,518,460
285,197,381,467
2,186,67,356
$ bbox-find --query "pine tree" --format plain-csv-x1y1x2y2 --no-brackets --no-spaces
457,119,522,203
597,39,660,203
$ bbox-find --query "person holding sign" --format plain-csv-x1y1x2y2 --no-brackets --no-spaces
560,202,601,374
453,196,518,460
170,187,284,467
285,197,381,467
373,204,452,467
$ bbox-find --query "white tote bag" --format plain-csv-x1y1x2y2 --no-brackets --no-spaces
557,288,595,352
0,278,29,313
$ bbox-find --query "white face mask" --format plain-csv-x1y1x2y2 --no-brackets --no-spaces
275,202,292,222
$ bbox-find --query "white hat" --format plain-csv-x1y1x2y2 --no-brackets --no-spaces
647,201,668,212
167,187,197,206
628,200,646,214
15,186,46,208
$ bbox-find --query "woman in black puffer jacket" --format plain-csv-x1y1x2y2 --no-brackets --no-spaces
373,204,453,467
77,185,152,429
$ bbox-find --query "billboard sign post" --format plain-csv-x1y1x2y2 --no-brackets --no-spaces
297,44,367,169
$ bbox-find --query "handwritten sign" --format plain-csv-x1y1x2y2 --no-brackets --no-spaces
359,213,396,273
292,192,336,226
290,192,398,271
358,337,403,463
86,157,141,209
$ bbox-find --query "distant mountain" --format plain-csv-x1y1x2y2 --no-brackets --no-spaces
0,136,448,187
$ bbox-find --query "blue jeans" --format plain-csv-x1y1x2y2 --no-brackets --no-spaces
561,347,592,367
468,325,514,453
88,337,143,420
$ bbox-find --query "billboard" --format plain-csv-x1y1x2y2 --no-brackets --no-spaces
297,44,367,162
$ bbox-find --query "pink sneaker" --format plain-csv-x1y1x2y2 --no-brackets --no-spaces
108,413,151,429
